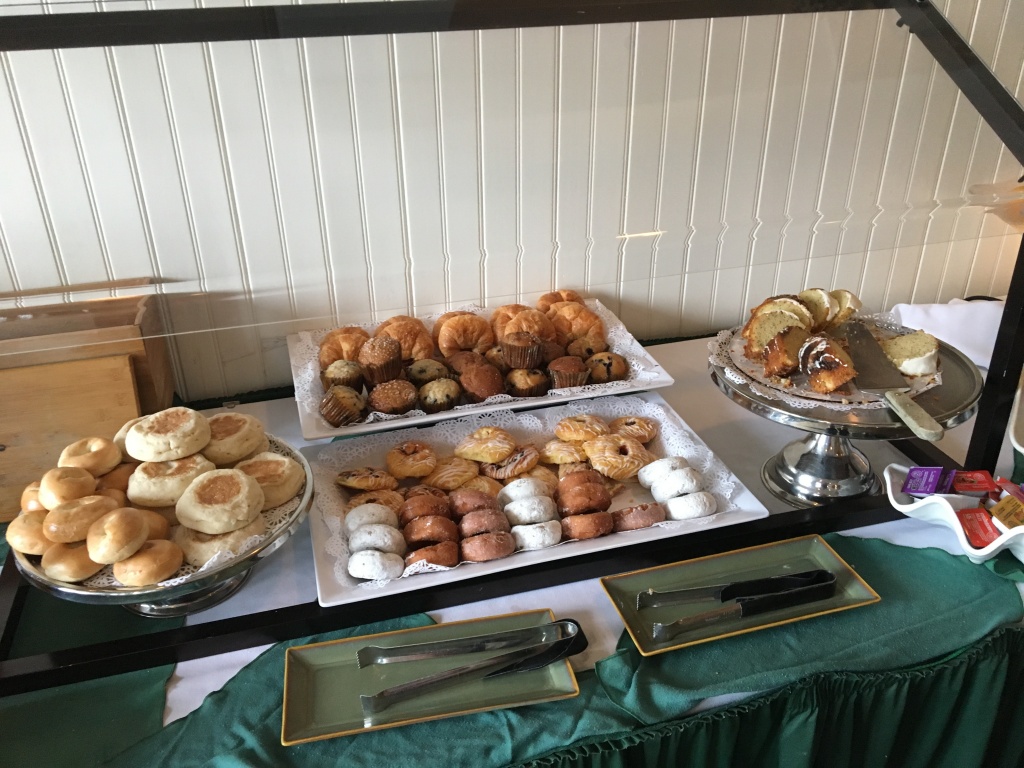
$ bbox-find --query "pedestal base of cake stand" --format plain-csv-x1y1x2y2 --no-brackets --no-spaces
761,433,883,508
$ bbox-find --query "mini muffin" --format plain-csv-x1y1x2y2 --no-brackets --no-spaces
369,379,419,415
484,346,510,374
319,385,367,427
586,352,629,383
320,359,365,392
460,363,505,403
407,359,452,387
547,356,590,388
501,331,543,369
446,351,488,374
357,335,403,386
506,368,550,398
419,378,463,413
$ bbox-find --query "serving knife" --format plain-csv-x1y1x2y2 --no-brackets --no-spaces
840,321,943,442
636,569,832,611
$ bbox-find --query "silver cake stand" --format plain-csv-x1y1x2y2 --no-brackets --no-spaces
709,333,984,508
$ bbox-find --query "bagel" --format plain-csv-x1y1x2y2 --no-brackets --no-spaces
95,488,129,507
38,467,97,510
96,462,140,493
113,539,184,586
58,437,123,477
20,482,46,513
6,510,51,555
41,542,104,582
43,495,121,543
86,508,149,564
124,407,212,462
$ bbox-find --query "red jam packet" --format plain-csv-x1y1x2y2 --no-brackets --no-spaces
955,508,1001,548
950,470,1000,497
996,478,1024,503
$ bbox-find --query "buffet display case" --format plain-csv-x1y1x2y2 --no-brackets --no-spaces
0,0,1022,697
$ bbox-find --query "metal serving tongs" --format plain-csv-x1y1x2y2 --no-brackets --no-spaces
356,619,577,668
637,569,837,643
359,619,588,723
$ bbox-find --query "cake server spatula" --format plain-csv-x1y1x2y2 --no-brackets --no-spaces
841,321,944,442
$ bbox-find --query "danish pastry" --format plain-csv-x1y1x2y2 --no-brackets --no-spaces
554,414,610,442
582,434,649,481
335,467,399,492
457,475,505,497
539,439,588,465
423,457,480,491
454,427,517,464
610,416,659,444
480,445,540,480
386,441,438,479
344,489,405,514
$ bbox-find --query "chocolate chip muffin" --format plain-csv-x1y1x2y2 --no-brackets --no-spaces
484,346,510,374
419,378,462,414
369,379,419,415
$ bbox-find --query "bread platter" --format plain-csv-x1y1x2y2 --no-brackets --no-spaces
286,298,674,441
306,392,769,609
12,435,315,617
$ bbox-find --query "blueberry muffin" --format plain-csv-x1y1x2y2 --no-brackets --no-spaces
357,336,403,386
419,378,462,414
506,368,550,398
369,379,419,415
407,358,452,387
320,359,365,393
484,345,510,374
319,385,367,427
586,352,629,383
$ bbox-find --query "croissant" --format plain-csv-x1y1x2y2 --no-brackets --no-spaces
438,314,495,358
502,309,557,343
536,289,584,313
432,310,475,346
318,327,370,369
490,304,530,342
546,302,604,347
377,319,435,361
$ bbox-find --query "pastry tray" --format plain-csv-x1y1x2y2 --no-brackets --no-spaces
306,391,769,608
287,298,673,440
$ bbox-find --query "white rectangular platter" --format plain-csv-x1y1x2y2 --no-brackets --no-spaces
305,391,769,609
287,299,674,440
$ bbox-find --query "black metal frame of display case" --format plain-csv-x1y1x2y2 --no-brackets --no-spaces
0,0,1022,695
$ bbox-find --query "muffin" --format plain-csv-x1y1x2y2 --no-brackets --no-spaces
506,368,550,398
587,352,629,383
540,341,567,365
501,332,543,369
460,363,505,403
358,335,403,386
369,379,419,415
407,359,452,387
446,351,488,374
319,385,367,427
484,346,510,374
320,359,365,393
566,336,609,359
419,378,462,414
547,356,590,388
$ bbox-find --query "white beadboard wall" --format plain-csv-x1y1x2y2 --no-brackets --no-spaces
1,4,1022,401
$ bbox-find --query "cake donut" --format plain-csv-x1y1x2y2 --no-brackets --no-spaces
113,539,184,586
398,495,452,526
348,550,405,581
503,496,558,526
480,445,540,480
560,511,614,540
41,542,104,583
385,441,438,479
344,503,399,533
38,467,98,510
403,515,460,548
349,524,408,556
612,502,667,532
496,477,551,508
58,437,122,477
637,457,690,489
448,488,498,518
459,508,511,538
651,467,704,503
510,520,562,550
556,469,605,494
5,510,51,556
665,491,718,520
513,466,560,496
460,531,516,562
405,540,460,569
556,483,612,516
345,489,405,514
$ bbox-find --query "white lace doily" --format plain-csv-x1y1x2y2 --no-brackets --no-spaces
708,316,942,413
311,394,739,591
290,299,672,436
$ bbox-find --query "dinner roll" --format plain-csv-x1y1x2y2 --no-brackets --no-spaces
124,407,212,462
234,452,305,510
127,454,216,508
175,469,265,534
172,515,267,567
201,412,267,466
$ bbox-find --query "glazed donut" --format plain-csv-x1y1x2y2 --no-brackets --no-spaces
557,469,605,495
496,478,551,508
512,466,559,496
638,456,690,489
59,437,122,477
665,491,718,520
345,489,405,514
349,524,408,557
480,445,540,481
490,304,530,341
405,540,459,569
454,427,518,464
386,441,438,479
398,495,452,526
139,508,172,540
96,462,139,493
458,476,505,497
127,454,217,508
583,434,649,481
503,309,557,344
41,542,104,582
38,467,98,510
124,407,211,463
560,511,614,540
348,550,404,581
503,496,558,526
437,314,495,358
86,508,149,564
554,414,610,443
405,484,449,501
459,531,516,562
536,289,584,313
459,508,511,538
402,515,460,548
651,467,704,503
20,482,46,513
612,502,667,532
539,439,588,465
344,503,399,534
510,520,562,550
448,488,499,518
201,412,266,466
423,457,480,491
172,514,266,566
113,539,184,586
610,416,660,444
43,495,121,543
556,483,612,517
335,467,399,492
6,510,51,555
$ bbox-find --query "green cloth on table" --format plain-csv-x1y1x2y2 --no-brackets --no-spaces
595,533,1024,724
98,535,1023,768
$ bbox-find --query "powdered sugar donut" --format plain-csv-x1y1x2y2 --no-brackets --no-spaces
344,503,399,533
349,524,407,556
665,491,718,520
496,478,551,508
503,496,557,526
638,457,690,489
510,520,561,550
651,467,704,503
348,550,404,581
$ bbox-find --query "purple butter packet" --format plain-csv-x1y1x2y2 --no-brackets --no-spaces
902,466,955,497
